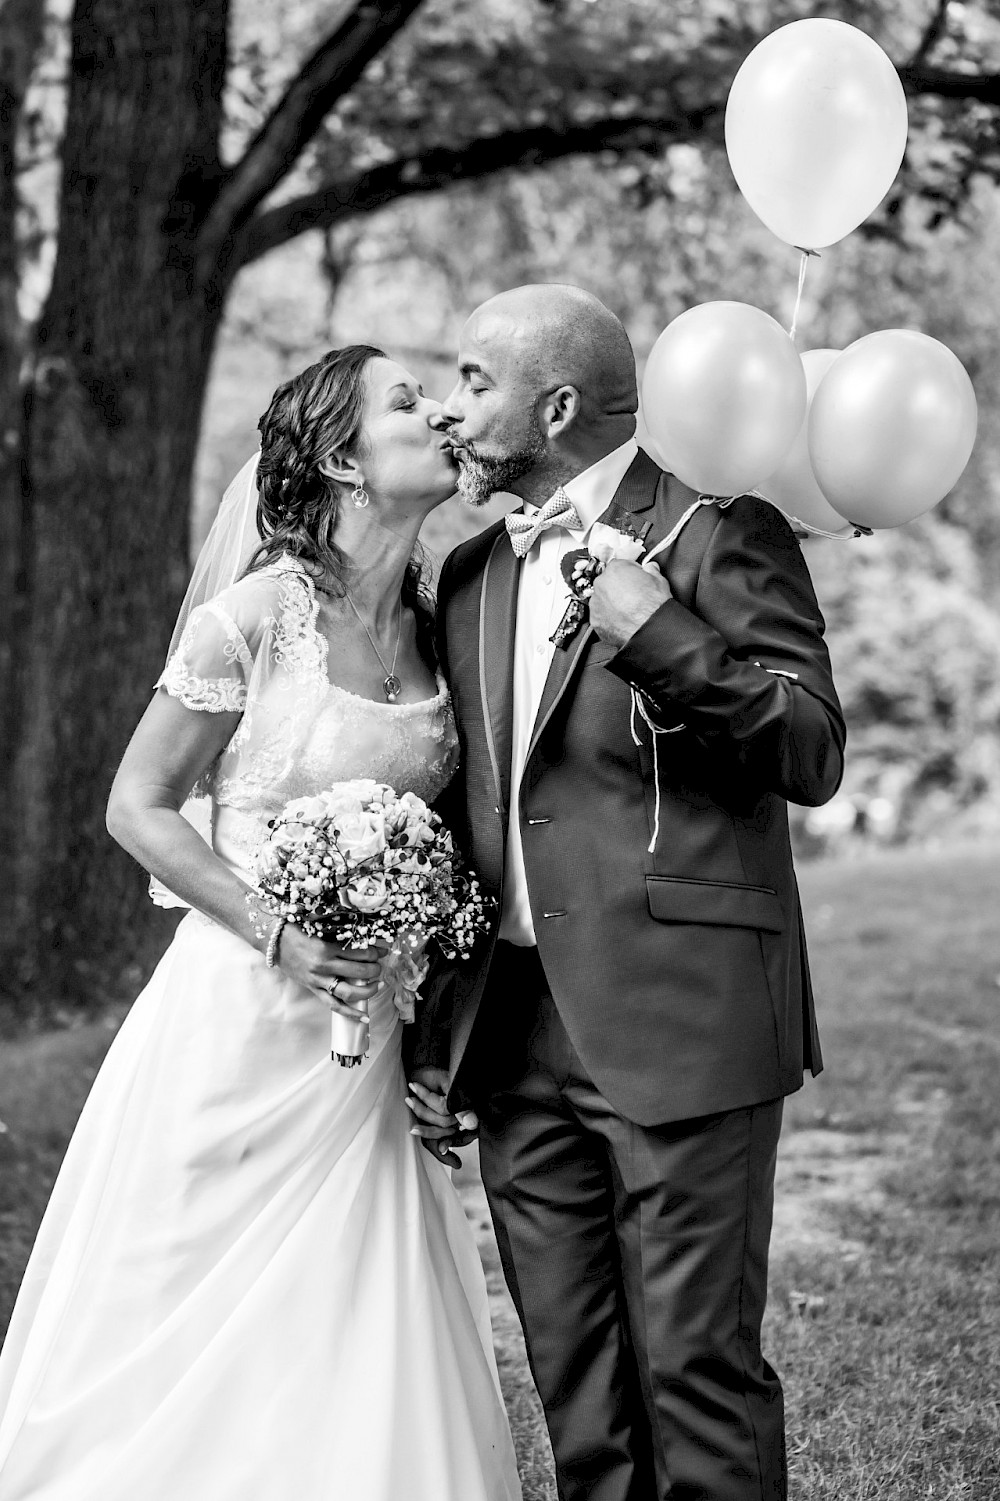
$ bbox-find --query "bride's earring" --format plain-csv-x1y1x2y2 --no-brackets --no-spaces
352,480,369,510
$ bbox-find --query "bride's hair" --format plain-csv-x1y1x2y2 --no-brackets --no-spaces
244,344,436,661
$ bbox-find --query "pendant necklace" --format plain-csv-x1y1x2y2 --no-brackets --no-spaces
344,590,403,702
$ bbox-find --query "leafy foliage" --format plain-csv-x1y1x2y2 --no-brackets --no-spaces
241,0,1000,251
807,520,1000,837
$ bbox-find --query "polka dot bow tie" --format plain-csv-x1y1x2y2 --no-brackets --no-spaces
504,488,584,558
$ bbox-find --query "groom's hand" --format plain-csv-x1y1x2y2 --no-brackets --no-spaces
406,1066,478,1169
589,559,672,650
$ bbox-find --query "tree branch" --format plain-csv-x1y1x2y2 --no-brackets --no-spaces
197,0,426,284
234,43,1000,275
909,0,950,68
238,112,721,268
900,60,1000,104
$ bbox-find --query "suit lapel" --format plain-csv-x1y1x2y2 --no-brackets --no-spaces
477,531,520,822
524,449,662,764
596,445,662,534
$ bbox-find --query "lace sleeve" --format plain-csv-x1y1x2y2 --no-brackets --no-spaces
156,600,252,714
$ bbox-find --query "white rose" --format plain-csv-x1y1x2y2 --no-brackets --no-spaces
352,780,393,806
282,794,329,824
333,807,386,863
383,805,411,840
342,874,389,913
397,790,431,819
588,522,645,566
350,778,386,799
318,788,356,817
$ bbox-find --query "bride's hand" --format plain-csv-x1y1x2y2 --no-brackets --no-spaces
406,1067,479,1168
274,924,388,1019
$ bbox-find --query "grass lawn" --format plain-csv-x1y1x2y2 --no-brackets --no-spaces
2,841,999,1497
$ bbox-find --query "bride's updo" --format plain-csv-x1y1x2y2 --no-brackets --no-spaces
245,345,435,652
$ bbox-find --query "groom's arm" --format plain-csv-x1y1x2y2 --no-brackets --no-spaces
591,494,846,808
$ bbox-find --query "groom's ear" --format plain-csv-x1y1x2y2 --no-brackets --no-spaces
318,448,360,487
541,384,582,439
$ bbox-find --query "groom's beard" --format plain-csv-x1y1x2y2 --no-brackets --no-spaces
455,429,546,508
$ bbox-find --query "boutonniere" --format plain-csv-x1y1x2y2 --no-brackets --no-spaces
549,521,647,649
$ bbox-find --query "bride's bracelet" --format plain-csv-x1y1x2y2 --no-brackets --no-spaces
247,894,288,968
265,915,288,969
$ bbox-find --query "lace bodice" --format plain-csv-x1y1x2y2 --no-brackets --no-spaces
153,556,458,900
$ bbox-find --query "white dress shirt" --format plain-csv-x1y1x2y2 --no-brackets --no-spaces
499,438,639,946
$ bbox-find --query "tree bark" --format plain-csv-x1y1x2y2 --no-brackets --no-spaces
0,0,45,808
0,0,438,1025
2,0,229,1019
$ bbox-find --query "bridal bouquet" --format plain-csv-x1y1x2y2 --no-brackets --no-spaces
249,779,493,1065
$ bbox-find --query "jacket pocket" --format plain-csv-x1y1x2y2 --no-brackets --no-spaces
646,875,783,932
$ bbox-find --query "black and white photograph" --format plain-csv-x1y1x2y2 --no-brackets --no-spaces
1,3,999,1498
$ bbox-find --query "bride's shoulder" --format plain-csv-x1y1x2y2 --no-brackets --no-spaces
209,555,309,654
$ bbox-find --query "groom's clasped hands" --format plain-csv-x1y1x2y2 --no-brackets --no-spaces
586,556,673,650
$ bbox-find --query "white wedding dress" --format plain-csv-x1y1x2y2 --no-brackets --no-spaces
0,556,522,1501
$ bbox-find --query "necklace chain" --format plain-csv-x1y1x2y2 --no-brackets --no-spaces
344,590,403,702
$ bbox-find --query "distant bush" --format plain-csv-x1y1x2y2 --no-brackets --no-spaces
799,514,1000,851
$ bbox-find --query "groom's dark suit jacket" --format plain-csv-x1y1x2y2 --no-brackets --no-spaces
420,449,845,1128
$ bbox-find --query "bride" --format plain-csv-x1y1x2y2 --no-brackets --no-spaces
0,346,522,1501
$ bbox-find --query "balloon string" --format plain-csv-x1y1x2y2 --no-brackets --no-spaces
639,483,873,546
749,489,873,540
788,248,820,343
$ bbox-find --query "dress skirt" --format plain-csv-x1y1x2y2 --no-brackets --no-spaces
0,913,521,1501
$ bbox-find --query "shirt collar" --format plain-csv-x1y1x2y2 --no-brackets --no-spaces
524,438,639,531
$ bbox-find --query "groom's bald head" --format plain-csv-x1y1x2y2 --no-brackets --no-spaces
464,284,639,425
439,284,639,506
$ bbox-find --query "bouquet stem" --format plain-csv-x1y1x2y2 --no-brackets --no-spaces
331,1004,369,1067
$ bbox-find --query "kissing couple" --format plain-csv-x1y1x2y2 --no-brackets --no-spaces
0,284,845,1501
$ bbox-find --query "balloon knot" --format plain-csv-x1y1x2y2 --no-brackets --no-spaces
794,247,822,258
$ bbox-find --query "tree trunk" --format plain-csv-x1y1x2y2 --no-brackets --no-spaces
1,0,230,1022
0,0,45,810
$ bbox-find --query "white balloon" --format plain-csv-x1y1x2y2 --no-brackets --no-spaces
725,19,908,248
635,403,674,471
641,301,806,497
808,330,978,527
757,349,853,535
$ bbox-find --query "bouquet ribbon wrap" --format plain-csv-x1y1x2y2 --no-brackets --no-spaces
331,942,429,1065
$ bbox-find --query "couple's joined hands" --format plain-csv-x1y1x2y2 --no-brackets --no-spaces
407,1067,478,1170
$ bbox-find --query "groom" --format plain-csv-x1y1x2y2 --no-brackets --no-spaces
413,284,845,1501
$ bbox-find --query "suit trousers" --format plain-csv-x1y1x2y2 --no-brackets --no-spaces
475,942,786,1501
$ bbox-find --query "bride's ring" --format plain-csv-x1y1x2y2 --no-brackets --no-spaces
327,979,343,999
